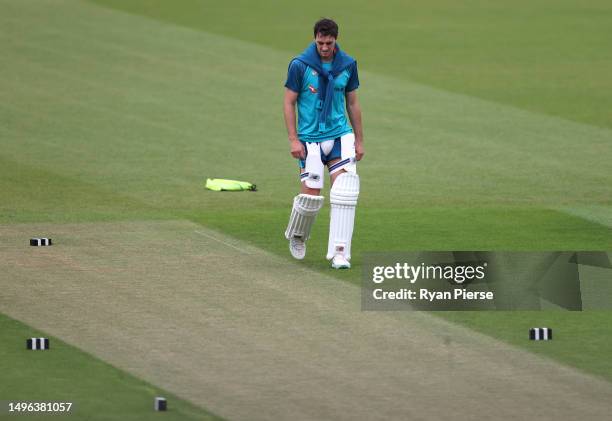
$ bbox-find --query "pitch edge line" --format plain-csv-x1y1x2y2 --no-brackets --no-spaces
193,229,251,255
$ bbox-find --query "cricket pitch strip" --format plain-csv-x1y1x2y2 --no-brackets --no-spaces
1,220,611,420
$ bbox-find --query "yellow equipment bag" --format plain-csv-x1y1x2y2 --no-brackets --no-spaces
205,178,257,192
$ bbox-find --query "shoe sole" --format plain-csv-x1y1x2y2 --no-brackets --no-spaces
331,263,350,269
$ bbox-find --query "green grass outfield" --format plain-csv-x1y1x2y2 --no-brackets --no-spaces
91,0,612,129
0,314,222,420
1,0,611,417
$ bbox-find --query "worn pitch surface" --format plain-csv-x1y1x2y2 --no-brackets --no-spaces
1,220,611,420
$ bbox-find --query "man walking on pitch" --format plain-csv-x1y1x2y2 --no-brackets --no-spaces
283,18,364,269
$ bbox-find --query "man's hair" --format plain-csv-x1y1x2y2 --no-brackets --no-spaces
313,18,339,39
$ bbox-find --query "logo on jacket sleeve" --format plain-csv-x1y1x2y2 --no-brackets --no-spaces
308,85,317,94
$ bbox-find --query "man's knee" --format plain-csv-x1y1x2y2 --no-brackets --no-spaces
330,168,346,185
300,167,322,195
301,183,321,195
328,156,356,184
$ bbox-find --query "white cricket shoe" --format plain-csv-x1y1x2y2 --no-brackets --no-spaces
289,237,306,260
331,254,351,269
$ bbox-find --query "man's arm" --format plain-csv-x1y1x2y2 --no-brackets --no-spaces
346,90,364,161
284,88,305,159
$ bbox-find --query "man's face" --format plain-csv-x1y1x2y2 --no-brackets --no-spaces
315,33,336,61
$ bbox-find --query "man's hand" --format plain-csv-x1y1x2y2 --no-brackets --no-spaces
355,139,364,161
290,138,305,159
346,90,364,161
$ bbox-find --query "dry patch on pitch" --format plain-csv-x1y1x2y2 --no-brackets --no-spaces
1,220,612,420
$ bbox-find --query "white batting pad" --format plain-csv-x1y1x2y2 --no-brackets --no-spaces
285,194,325,241
327,172,360,260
